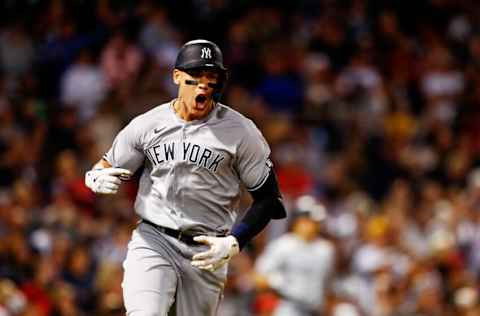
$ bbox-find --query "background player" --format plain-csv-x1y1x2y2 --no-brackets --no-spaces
255,198,335,316
84,39,286,316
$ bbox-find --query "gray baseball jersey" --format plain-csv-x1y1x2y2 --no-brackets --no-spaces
104,100,271,235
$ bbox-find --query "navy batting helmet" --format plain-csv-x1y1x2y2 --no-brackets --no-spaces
175,39,227,73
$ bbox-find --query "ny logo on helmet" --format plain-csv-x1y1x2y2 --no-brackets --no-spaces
201,47,212,59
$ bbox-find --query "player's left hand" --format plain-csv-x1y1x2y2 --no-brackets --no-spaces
191,235,239,272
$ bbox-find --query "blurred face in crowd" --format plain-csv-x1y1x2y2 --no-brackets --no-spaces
35,257,57,286
173,68,220,121
417,286,443,314
56,150,79,180
68,247,91,277
292,216,320,241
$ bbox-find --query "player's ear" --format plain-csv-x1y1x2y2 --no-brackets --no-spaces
173,69,182,85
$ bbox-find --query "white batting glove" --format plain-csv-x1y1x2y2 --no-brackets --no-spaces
85,168,132,194
191,235,240,272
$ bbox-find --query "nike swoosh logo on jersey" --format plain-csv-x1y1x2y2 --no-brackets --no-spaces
154,128,164,134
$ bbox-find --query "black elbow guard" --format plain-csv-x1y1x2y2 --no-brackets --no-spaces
250,169,286,219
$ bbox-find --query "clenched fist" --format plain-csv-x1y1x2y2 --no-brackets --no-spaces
85,168,132,194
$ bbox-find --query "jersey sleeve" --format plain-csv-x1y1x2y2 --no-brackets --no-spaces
235,120,272,191
103,118,145,172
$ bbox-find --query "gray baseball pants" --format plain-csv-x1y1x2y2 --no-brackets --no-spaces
122,222,228,316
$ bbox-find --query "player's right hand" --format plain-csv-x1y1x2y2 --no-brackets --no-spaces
85,168,132,194
191,235,239,272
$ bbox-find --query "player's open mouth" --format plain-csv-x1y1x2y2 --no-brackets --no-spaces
195,94,208,109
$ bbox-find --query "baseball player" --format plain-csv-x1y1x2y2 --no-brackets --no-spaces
255,200,335,316
84,39,286,316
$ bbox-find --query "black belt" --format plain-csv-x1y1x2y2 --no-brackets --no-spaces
141,219,198,245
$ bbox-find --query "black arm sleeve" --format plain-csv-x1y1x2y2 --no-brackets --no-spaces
231,169,286,249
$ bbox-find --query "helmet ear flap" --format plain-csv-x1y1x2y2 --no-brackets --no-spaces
213,91,222,102
213,70,228,102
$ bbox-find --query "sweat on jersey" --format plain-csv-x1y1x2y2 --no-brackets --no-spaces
103,100,272,235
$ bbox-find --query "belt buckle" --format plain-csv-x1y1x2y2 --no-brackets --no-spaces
177,230,183,240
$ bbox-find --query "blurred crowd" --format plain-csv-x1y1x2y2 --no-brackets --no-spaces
1,0,480,315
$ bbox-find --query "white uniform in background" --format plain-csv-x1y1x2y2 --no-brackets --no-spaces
255,233,335,316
